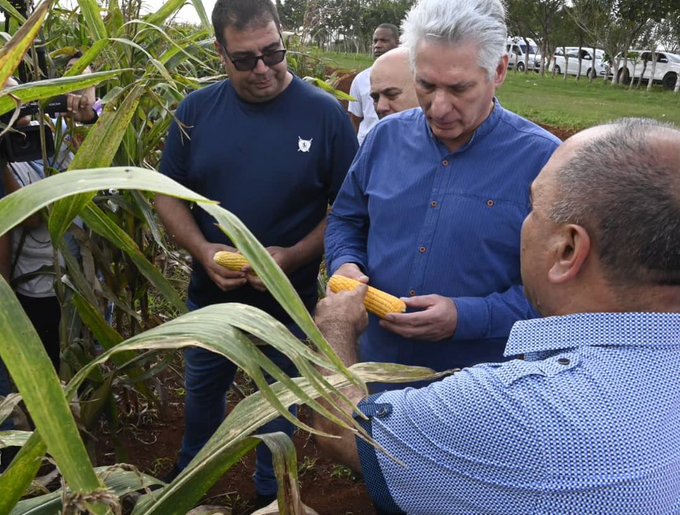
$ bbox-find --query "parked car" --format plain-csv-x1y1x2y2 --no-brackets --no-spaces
506,37,540,72
550,47,609,78
614,50,680,90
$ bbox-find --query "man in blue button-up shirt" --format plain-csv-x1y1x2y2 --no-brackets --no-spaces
313,117,680,514
325,0,560,390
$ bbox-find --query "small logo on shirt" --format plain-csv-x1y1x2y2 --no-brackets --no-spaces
298,137,313,152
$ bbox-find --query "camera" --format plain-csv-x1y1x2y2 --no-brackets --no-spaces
0,95,68,163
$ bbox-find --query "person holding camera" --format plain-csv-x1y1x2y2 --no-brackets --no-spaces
0,69,96,472
1,76,96,370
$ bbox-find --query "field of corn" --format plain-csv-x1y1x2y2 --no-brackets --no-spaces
1,1,679,514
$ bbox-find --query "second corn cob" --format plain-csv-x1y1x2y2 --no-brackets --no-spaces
213,251,250,272
328,275,406,319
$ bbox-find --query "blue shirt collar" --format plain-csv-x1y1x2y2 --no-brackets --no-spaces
425,97,502,155
505,312,680,356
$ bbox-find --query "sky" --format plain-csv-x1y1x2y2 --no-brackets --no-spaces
0,1,216,24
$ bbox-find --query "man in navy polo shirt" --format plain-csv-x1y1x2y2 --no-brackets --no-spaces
156,0,357,505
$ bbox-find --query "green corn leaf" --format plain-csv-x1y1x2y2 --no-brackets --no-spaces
48,84,145,243
62,39,110,77
189,0,211,28
0,437,48,513
79,202,186,313
0,276,104,494
303,76,355,101
76,0,108,41
143,0,188,27
0,0,53,89
12,466,162,514
0,71,125,117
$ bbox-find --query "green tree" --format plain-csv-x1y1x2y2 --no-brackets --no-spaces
507,0,566,75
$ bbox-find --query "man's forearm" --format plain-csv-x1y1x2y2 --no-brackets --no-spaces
312,288,368,473
155,194,207,258
287,217,327,271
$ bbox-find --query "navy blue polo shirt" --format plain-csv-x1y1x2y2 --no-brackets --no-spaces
160,75,357,322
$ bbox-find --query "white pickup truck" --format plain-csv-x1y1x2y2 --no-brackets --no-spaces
615,50,680,90
551,47,609,79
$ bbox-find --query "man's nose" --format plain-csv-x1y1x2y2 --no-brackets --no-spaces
375,97,390,118
253,57,269,73
429,90,451,117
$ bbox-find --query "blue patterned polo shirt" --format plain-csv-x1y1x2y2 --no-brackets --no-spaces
356,313,680,514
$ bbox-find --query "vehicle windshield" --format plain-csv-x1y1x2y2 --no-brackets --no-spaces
666,53,680,63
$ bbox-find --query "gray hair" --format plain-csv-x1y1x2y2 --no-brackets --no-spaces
400,0,507,80
550,118,680,287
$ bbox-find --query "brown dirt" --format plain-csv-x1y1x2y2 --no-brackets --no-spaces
538,124,577,141
93,367,376,515
93,123,573,514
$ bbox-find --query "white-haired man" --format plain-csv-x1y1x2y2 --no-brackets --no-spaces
325,0,561,392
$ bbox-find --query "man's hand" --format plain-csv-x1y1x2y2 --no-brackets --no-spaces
246,246,299,292
198,242,247,292
380,294,458,341
316,284,369,364
334,262,369,283
65,92,96,123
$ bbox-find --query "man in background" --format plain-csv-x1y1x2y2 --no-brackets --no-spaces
315,117,680,513
348,23,399,144
369,46,419,119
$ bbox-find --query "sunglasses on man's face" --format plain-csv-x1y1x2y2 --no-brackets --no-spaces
223,46,287,72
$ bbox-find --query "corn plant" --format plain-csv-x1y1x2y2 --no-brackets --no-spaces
0,1,444,512
0,167,444,513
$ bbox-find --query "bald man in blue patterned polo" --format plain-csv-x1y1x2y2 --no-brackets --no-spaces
314,117,680,514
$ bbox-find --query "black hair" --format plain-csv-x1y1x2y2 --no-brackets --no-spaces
212,0,281,48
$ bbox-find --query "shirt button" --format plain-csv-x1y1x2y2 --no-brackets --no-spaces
487,199,495,207
442,159,449,166
557,357,570,365
431,201,438,208
419,246,427,253
409,289,416,296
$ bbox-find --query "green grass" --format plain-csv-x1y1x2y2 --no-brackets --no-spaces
311,50,374,73
311,49,680,129
497,71,680,129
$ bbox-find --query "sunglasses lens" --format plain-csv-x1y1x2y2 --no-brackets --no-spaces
263,50,286,67
234,58,257,71
230,49,286,71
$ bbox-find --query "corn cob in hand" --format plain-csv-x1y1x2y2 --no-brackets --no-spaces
213,251,250,272
328,275,406,319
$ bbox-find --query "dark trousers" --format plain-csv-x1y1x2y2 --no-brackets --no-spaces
16,293,61,371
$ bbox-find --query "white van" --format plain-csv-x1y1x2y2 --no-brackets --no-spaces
551,47,608,78
506,37,540,72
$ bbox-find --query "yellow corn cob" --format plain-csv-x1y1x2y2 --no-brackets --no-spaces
328,275,406,319
213,251,250,271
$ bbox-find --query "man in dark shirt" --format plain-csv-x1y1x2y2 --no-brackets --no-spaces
155,0,357,506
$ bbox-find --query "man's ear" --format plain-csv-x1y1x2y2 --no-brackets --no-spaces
214,40,228,67
494,54,509,87
548,224,591,283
